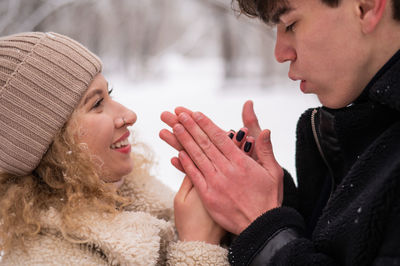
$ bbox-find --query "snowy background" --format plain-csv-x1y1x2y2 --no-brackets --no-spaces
1,0,320,190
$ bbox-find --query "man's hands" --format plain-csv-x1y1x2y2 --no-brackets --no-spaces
174,176,226,244
174,112,283,234
160,103,284,235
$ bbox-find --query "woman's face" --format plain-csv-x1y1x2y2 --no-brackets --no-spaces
69,73,137,186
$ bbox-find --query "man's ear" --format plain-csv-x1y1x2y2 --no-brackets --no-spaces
357,0,387,33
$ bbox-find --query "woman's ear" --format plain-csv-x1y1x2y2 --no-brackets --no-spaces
357,0,387,33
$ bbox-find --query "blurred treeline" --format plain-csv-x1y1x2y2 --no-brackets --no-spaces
0,0,287,86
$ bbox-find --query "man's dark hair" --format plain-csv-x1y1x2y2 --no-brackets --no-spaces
235,0,400,24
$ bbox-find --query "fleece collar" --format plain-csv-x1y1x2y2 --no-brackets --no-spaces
40,207,176,265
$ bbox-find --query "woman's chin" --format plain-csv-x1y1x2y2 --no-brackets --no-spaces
105,176,125,189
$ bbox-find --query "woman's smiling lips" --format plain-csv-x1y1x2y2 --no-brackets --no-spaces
110,131,131,154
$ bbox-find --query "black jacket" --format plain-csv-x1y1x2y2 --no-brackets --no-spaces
229,51,400,266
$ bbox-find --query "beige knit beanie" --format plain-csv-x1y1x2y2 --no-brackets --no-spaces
0,32,102,176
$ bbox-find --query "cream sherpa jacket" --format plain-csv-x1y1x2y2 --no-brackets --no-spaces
1,166,229,265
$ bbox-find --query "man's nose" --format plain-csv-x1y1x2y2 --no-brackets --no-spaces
274,34,297,63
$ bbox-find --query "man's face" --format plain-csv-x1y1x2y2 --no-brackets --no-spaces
274,0,372,108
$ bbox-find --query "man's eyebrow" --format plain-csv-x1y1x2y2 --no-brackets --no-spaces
271,6,293,24
83,89,103,105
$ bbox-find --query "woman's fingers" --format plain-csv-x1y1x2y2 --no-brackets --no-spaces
232,128,248,148
227,130,235,140
242,136,255,155
175,175,193,202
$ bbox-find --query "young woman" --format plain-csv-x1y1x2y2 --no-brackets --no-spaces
0,32,228,265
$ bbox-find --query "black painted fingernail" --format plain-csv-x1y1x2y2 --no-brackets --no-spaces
244,141,252,152
228,132,234,139
236,130,245,142
230,129,235,133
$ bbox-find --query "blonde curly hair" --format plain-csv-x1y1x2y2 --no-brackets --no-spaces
0,110,151,253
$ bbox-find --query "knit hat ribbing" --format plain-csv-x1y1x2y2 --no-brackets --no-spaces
0,32,102,176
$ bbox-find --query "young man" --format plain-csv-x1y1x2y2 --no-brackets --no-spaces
160,0,400,264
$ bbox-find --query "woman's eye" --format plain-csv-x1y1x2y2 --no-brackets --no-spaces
285,22,296,32
92,98,104,109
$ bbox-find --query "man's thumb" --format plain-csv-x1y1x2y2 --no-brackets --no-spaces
255,129,277,167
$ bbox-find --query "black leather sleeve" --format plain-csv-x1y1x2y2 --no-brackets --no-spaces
228,207,304,266
228,206,345,266
250,228,300,266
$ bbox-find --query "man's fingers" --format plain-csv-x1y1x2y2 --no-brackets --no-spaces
178,112,229,167
159,129,183,151
171,157,185,173
255,129,278,167
189,111,238,159
161,111,179,128
242,100,261,138
173,123,216,176
175,106,193,116
178,151,207,195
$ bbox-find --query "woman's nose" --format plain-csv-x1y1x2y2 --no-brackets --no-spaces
123,110,137,126
115,109,137,128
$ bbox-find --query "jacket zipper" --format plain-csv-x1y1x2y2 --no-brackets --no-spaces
311,108,336,197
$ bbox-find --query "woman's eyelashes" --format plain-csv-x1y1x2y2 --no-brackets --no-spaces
92,87,114,110
92,97,104,110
